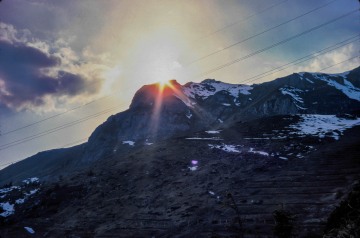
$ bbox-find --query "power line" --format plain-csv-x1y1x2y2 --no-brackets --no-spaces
1,57,357,168
0,3,356,154
197,9,358,78
187,0,338,65
62,138,88,148
317,55,359,72
0,105,121,151
0,1,288,139
0,0,341,138
0,160,22,169
1,40,357,152
0,94,112,136
0,1,285,137
195,0,289,42
1,37,357,151
239,35,359,84
0,136,89,169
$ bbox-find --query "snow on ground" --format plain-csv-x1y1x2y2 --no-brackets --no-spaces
122,141,135,146
22,177,39,185
188,166,198,171
25,189,39,196
0,186,20,195
289,114,360,140
0,202,14,217
222,103,231,106
248,148,269,156
0,178,41,218
182,80,252,100
15,198,25,204
186,111,193,119
186,137,223,141
311,73,360,101
208,144,240,153
205,130,221,134
24,227,35,234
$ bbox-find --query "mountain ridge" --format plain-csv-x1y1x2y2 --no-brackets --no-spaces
0,67,359,184
1,67,360,237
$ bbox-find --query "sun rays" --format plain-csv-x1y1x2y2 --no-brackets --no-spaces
148,79,207,139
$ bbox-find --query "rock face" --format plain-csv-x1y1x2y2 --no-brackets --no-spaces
1,67,359,183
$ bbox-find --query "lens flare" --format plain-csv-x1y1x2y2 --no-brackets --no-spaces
191,160,198,165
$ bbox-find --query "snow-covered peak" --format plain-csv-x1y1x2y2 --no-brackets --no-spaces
182,80,253,99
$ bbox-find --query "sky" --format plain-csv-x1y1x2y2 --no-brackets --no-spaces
0,0,359,168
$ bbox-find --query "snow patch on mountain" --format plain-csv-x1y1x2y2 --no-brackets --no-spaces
23,177,39,185
186,137,223,141
183,79,252,99
311,73,360,101
0,202,14,217
280,87,304,103
205,130,221,134
122,141,135,146
208,144,240,153
297,73,314,84
280,87,306,109
0,186,20,194
248,148,269,156
24,227,35,234
289,114,360,140
186,110,192,119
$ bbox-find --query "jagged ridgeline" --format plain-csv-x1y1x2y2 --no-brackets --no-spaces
0,67,359,237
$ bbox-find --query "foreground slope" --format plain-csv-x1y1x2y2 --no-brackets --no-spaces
1,114,360,237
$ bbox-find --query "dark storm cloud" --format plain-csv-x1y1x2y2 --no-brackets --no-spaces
0,39,90,109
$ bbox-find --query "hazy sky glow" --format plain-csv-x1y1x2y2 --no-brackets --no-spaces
0,0,359,167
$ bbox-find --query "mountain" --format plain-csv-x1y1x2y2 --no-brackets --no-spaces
0,67,360,237
1,67,359,185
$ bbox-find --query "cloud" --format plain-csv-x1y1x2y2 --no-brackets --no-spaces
0,22,104,111
293,44,359,74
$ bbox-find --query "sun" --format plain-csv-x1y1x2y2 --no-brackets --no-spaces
158,79,171,87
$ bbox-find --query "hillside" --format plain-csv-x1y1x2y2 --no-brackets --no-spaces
0,67,360,237
1,114,360,237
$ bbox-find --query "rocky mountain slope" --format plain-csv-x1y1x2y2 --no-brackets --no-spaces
0,67,359,237
1,67,359,185
0,114,359,237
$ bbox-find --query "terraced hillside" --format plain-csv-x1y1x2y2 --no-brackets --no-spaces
1,115,359,237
